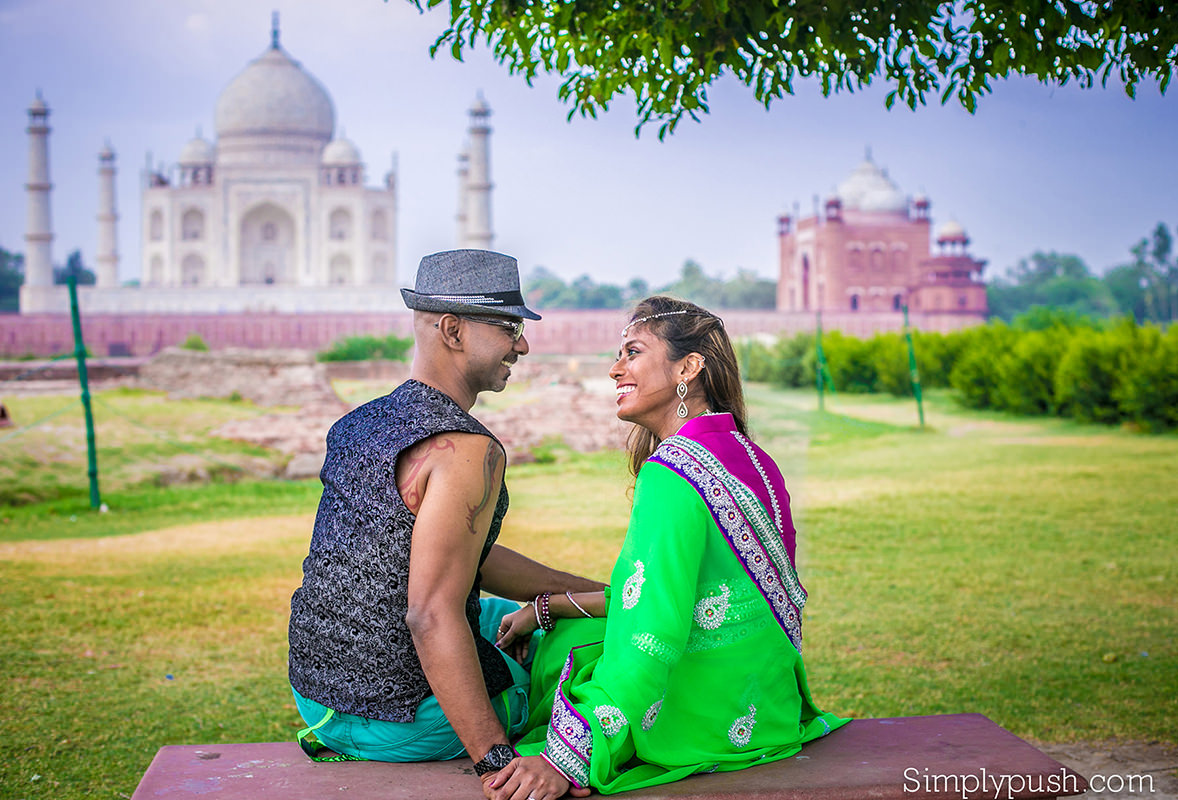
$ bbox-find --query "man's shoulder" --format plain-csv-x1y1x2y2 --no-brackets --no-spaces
331,380,496,448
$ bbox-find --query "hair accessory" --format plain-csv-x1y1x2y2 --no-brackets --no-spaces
621,309,691,337
621,308,724,338
676,380,689,418
566,591,593,618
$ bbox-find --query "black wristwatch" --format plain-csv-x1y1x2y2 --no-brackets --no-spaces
473,744,516,776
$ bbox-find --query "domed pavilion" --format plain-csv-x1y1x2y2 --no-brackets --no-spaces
138,17,398,308
776,152,987,318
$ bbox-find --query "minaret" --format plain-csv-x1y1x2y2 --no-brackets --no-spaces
96,142,119,288
455,149,469,245
462,94,493,250
22,92,54,305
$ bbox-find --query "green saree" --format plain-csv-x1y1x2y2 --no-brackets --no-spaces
515,413,848,793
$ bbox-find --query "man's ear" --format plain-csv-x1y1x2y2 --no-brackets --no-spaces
435,314,464,350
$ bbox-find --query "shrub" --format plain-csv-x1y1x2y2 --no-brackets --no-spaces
783,333,817,388
993,329,1072,415
317,333,414,362
871,333,913,397
1114,322,1178,432
949,323,1016,409
738,334,816,388
179,333,209,351
822,331,878,393
738,337,780,383
1053,329,1126,424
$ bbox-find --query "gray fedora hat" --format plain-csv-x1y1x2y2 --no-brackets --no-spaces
401,249,541,321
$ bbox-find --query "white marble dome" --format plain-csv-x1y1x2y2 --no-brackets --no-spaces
321,137,361,166
213,45,335,143
838,157,907,214
937,219,968,242
179,135,214,165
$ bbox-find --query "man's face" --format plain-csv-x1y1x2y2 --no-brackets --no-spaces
462,315,529,393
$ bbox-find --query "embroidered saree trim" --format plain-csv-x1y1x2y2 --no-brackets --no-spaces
650,437,807,652
543,646,592,788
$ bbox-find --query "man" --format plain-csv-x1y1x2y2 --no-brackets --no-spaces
288,249,602,794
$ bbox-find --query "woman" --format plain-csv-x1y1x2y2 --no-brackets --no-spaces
485,297,847,800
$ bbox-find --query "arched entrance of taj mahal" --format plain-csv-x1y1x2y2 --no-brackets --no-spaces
239,203,296,285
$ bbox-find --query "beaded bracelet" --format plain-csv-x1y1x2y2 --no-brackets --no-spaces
566,591,593,618
536,592,555,632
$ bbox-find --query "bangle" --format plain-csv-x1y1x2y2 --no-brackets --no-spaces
530,599,542,631
537,592,555,631
566,591,593,618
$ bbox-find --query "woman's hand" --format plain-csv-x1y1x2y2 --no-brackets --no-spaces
495,604,539,663
480,755,589,800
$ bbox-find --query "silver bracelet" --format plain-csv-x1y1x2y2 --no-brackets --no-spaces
566,591,593,618
531,598,543,630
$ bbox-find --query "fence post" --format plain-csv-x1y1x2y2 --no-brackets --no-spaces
67,275,102,508
902,304,926,428
815,311,828,411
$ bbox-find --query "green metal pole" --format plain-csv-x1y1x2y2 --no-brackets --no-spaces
902,304,926,428
67,275,102,509
815,311,826,412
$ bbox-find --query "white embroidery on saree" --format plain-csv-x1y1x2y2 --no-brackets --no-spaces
650,439,807,652
621,559,645,609
693,583,730,630
641,698,663,731
631,631,680,664
594,705,628,737
728,704,757,748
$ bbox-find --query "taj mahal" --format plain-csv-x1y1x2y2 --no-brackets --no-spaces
18,16,494,315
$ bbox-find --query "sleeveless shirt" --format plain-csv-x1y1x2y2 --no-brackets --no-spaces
288,379,514,723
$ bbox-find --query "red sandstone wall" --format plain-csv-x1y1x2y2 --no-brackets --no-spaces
0,309,983,359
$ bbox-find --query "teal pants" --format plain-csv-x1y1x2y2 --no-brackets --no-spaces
292,597,532,762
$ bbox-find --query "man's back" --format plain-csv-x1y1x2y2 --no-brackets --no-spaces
288,380,511,723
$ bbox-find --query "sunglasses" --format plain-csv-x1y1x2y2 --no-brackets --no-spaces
463,315,526,342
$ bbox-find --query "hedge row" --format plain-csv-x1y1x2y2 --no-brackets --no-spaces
738,318,1178,432
317,333,414,362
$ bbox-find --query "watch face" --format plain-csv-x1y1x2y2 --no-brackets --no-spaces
474,744,515,776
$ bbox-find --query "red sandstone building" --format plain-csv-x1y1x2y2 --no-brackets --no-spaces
777,155,987,319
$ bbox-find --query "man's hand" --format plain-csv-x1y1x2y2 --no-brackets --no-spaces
481,755,590,800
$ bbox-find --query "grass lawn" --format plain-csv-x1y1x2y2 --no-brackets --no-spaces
0,384,1174,798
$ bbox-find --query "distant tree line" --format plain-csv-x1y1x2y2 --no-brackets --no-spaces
988,222,1177,324
524,260,777,310
0,246,96,312
742,309,1178,433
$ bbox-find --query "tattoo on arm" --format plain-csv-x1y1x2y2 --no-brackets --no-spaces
396,436,457,514
466,441,503,535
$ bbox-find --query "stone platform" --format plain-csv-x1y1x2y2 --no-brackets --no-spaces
131,714,1087,800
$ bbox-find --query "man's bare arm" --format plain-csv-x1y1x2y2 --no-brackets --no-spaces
480,545,607,601
405,434,512,764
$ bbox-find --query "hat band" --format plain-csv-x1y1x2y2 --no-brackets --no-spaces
417,289,525,307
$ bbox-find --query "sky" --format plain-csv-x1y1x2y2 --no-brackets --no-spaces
0,0,1175,290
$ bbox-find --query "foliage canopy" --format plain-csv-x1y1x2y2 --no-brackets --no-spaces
408,0,1177,135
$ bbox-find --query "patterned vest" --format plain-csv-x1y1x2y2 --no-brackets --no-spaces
288,380,513,722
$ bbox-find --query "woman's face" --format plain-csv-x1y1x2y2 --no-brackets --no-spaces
608,325,683,437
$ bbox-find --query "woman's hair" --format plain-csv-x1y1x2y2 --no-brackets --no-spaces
622,296,747,477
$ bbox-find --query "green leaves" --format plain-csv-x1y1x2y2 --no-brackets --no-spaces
411,0,1177,134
